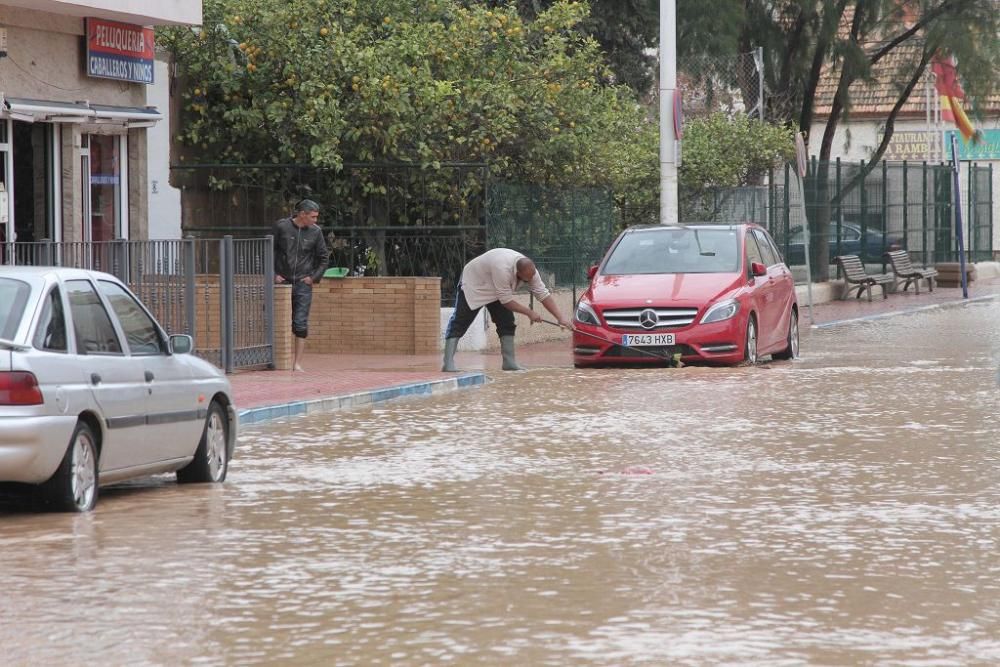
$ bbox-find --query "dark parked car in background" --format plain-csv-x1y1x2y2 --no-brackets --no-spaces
783,222,904,265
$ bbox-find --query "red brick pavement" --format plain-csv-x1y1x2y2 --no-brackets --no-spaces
232,275,1000,414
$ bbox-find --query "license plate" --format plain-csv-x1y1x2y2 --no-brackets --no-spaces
622,333,675,346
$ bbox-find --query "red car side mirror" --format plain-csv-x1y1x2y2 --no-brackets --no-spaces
586,265,598,279
750,262,767,277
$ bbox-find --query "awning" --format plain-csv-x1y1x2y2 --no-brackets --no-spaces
2,97,95,123
90,104,163,128
1,97,161,128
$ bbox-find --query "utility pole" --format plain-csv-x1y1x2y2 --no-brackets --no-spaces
659,0,678,225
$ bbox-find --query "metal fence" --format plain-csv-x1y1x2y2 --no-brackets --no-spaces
165,159,992,301
172,162,489,233
172,162,489,305
686,159,994,281
487,183,617,301
1,237,274,372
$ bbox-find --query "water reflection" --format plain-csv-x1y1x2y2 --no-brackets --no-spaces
2,303,1000,664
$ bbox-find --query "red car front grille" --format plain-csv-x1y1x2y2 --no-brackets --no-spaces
602,307,698,330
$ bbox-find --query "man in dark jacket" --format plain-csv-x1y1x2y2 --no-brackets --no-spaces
273,199,329,371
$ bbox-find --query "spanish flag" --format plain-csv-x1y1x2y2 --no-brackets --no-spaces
932,54,980,143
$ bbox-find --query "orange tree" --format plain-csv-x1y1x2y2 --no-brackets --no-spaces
160,0,657,214
680,112,794,219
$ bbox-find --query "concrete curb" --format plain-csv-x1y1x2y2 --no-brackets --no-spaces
812,293,1000,329
238,372,489,426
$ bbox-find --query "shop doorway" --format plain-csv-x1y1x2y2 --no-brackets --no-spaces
11,120,58,246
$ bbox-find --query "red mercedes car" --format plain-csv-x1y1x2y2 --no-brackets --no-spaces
573,224,799,367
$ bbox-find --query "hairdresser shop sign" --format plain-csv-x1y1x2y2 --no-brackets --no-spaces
86,18,155,84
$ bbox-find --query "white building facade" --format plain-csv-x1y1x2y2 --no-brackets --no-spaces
0,0,199,248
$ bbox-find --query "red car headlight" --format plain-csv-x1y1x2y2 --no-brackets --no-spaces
700,299,740,324
575,301,601,326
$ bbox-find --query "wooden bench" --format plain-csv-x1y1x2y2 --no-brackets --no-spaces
835,255,895,301
884,250,938,294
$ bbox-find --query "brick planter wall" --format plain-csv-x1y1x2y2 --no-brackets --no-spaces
273,277,441,364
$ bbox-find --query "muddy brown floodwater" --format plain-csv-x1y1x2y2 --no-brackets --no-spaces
2,302,1000,665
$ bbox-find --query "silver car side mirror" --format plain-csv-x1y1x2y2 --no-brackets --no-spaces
170,334,194,355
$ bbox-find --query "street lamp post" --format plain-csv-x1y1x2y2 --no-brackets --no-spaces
659,0,678,225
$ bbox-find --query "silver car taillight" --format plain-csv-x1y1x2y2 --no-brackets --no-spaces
0,372,44,405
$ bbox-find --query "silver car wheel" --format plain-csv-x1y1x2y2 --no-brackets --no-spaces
72,431,98,509
745,317,758,365
178,401,229,484
205,410,227,482
789,312,800,359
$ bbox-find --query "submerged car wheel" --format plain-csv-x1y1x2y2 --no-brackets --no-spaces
772,309,799,361
178,401,229,484
43,421,99,512
743,315,759,365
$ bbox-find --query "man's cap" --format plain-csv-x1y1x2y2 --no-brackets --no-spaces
295,199,321,213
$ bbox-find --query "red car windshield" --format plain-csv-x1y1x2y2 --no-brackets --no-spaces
603,228,741,275
0,278,32,340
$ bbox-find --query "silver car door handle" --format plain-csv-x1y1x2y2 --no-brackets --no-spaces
145,370,155,382
91,373,102,385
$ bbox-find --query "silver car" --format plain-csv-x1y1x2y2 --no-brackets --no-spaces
0,267,237,512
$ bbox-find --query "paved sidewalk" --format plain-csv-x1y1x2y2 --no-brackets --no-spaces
804,275,1000,328
234,275,1000,425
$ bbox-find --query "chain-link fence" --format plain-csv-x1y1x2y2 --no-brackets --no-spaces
679,49,766,121
487,184,616,301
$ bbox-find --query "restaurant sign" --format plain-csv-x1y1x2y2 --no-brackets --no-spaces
879,130,941,161
86,18,155,84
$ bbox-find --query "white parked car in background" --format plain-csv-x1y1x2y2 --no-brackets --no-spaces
0,267,237,512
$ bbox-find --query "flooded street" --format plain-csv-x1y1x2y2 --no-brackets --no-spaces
4,302,1000,665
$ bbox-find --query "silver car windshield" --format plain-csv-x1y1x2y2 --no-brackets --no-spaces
0,278,32,340
603,228,741,275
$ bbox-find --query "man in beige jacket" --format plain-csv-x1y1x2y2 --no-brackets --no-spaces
442,248,573,371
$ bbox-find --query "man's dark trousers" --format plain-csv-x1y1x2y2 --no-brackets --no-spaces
445,288,515,339
291,280,313,338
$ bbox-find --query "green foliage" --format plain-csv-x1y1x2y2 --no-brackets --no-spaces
473,0,660,94
680,113,794,190
158,0,653,197
746,0,1000,139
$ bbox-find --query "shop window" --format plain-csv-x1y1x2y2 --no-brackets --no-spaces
88,134,123,243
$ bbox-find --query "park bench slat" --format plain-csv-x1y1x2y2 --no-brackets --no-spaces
835,254,894,302
884,249,938,294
